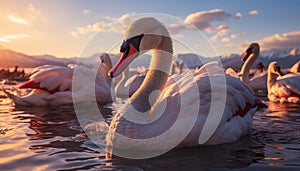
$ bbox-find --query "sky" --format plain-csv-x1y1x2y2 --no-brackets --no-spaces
0,0,299,58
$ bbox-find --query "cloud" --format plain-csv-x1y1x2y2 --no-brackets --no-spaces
260,31,300,50
71,22,106,37
184,9,231,30
230,32,244,39
7,3,46,25
227,31,300,51
210,34,219,42
72,9,237,42
71,13,133,37
248,10,259,16
221,37,230,42
216,25,230,35
8,15,28,25
210,25,230,42
235,13,242,19
0,34,29,42
83,9,91,14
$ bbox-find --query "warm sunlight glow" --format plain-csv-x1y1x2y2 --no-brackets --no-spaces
0,1,298,58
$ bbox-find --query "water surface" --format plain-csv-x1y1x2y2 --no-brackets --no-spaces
0,90,300,171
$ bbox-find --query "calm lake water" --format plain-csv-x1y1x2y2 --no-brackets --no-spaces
0,87,300,171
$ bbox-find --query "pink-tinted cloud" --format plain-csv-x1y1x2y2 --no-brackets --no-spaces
71,13,133,37
210,25,230,42
221,37,230,42
228,31,300,51
248,10,259,16
235,12,242,19
184,9,231,30
168,9,236,38
0,34,29,42
8,15,28,25
260,31,300,50
7,3,46,25
230,32,244,39
83,9,91,14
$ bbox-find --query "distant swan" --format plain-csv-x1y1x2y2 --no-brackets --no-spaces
3,53,114,106
226,43,267,91
106,17,259,153
114,67,145,97
267,61,300,103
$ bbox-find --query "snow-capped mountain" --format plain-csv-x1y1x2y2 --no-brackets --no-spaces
260,48,300,58
0,49,69,68
0,48,299,70
217,48,300,69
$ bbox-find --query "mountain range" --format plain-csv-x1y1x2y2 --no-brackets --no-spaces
0,47,299,70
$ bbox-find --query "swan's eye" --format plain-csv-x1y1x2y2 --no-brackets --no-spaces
120,40,129,53
120,34,144,53
246,47,253,54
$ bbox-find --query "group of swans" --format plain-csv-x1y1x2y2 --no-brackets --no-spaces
267,62,300,103
3,53,114,106
226,43,268,91
2,17,299,152
3,52,185,105
226,43,300,103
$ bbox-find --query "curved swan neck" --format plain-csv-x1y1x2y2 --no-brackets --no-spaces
240,52,258,83
267,67,278,91
115,69,129,95
130,36,173,112
102,59,113,85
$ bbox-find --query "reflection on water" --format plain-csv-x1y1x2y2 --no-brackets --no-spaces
0,90,300,170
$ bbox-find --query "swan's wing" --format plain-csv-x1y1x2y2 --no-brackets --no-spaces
196,61,225,75
248,71,268,90
19,65,73,93
29,65,62,75
162,71,255,121
225,68,239,78
123,73,145,95
272,73,300,96
152,71,256,145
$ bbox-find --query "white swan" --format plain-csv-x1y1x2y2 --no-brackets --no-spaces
267,61,300,103
3,53,114,106
106,17,259,153
290,61,300,73
114,67,145,97
226,43,267,91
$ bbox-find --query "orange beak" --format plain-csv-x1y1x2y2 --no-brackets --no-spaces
109,44,138,78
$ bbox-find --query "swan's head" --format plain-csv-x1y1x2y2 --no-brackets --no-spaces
268,61,283,76
100,53,110,64
109,17,171,78
242,43,260,62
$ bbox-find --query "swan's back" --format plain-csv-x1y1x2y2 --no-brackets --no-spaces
270,73,300,96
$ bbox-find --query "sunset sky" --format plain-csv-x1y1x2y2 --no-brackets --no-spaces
0,0,299,58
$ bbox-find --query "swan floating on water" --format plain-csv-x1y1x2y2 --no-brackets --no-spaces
226,43,267,91
267,61,300,103
3,53,114,106
106,17,260,155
